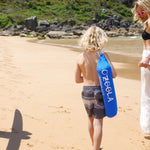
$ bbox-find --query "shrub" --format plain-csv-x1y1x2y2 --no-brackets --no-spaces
46,1,51,5
0,15,13,28
28,1,37,9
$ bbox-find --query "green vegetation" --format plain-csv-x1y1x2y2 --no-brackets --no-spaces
0,0,133,29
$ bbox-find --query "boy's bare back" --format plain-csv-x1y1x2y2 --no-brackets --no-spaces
75,51,100,86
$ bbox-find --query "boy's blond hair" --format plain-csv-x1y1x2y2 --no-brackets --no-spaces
132,0,150,24
80,26,108,51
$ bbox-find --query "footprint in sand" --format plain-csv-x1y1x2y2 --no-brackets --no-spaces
51,144,75,150
126,106,133,111
27,143,34,147
141,140,145,145
118,106,133,113
48,105,71,114
118,106,126,112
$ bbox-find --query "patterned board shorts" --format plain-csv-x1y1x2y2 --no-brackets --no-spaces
82,86,105,119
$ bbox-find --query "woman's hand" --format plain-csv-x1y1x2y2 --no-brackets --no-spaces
139,57,150,69
139,61,149,68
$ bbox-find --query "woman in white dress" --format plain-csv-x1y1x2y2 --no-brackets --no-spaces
132,0,150,137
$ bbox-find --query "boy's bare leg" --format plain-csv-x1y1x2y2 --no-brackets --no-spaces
88,115,94,145
93,118,103,150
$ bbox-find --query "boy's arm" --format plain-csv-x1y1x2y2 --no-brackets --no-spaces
104,52,117,78
75,59,83,83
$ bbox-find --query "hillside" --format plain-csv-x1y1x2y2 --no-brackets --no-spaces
0,0,134,29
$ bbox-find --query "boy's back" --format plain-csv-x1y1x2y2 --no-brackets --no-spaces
77,51,100,86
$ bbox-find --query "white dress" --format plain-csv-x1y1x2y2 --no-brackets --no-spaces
140,49,150,134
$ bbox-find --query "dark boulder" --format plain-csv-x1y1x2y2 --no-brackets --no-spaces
38,20,50,27
25,16,38,31
120,20,130,28
58,20,68,27
53,18,59,25
85,18,99,26
36,26,50,33
68,20,76,26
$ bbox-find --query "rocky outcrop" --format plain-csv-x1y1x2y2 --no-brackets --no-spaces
38,20,50,27
0,14,143,39
98,15,131,30
25,16,38,31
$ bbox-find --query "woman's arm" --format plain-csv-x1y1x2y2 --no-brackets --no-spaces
139,19,150,69
146,18,150,33
104,52,117,78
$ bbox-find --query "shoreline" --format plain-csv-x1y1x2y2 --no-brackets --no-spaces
31,37,143,58
29,37,142,80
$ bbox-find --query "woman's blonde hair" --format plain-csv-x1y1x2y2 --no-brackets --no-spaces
132,0,150,24
80,26,108,51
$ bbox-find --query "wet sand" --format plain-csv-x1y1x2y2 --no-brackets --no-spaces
0,36,149,150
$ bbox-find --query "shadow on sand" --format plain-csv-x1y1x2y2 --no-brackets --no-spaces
0,109,32,150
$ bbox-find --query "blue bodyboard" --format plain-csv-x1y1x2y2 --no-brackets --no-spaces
96,52,117,118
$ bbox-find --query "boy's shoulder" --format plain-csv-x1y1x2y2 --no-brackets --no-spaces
76,52,85,64
77,52,84,59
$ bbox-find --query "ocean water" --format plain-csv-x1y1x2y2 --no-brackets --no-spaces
37,36,143,58
35,36,143,80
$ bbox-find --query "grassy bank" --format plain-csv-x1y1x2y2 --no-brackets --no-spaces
0,0,133,29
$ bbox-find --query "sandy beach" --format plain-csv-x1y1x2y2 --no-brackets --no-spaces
0,36,149,150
